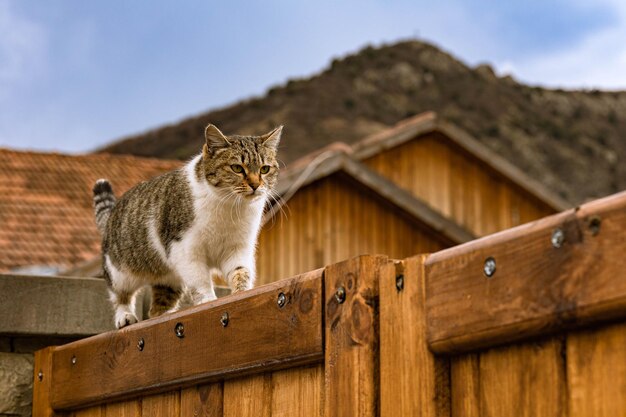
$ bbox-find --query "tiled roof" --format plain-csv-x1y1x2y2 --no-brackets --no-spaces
0,149,183,273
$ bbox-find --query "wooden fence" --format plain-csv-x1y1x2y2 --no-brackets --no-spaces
33,191,626,416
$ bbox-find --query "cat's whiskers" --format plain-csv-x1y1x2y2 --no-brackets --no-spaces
266,189,290,227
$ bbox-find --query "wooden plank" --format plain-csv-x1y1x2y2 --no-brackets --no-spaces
71,406,102,417
142,392,180,417
478,338,566,417
450,354,480,417
379,257,450,416
33,347,64,417
103,400,141,417
426,191,626,354
180,383,223,417
567,322,626,417
270,365,323,417
324,255,386,417
223,374,271,417
50,270,324,410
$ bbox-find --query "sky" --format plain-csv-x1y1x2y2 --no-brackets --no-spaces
1,0,625,154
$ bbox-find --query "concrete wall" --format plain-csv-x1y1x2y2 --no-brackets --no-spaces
0,274,230,416
0,274,114,417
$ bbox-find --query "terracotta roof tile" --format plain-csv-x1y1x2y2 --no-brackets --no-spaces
0,148,182,272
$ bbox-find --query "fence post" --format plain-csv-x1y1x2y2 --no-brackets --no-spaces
323,255,387,417
379,255,450,416
32,347,61,417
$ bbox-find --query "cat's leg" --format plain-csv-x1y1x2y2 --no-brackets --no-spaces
149,283,182,318
222,252,255,294
105,256,142,329
172,261,219,306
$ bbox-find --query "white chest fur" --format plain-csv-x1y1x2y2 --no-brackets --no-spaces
169,155,266,269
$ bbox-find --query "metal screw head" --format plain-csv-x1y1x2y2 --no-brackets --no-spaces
174,322,185,338
335,287,346,304
137,338,145,351
588,215,601,236
483,257,496,278
277,292,287,308
37,371,43,381
551,228,565,248
220,312,229,327
71,356,77,365
395,274,404,292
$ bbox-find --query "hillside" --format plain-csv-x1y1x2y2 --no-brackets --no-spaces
100,40,626,204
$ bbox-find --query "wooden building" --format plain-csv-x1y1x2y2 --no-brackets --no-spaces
256,112,568,284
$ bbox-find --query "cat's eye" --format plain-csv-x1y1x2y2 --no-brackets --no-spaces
260,165,271,174
231,164,244,173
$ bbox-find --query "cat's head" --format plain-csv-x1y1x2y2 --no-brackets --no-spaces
200,124,282,201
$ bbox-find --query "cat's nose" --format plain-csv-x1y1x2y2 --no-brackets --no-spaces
249,183,259,191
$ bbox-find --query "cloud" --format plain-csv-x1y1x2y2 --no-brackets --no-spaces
491,0,626,89
0,0,45,83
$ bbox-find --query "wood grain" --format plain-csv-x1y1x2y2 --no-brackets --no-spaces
71,406,102,417
50,270,323,409
379,257,449,416
33,347,64,417
324,255,386,417
478,338,566,417
180,383,223,417
360,131,557,238
271,365,323,417
102,400,140,417
142,392,180,417
567,322,626,417
426,191,626,353
450,354,480,417
223,374,271,417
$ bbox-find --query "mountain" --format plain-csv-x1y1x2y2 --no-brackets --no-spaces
99,40,626,204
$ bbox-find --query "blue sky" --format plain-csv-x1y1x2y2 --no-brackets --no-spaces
1,0,624,153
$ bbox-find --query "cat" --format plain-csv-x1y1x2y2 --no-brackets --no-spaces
93,124,282,329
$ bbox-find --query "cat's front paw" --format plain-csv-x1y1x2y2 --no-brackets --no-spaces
115,312,138,329
229,267,252,293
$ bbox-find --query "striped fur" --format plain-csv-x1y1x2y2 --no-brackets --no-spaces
93,124,282,329
93,179,116,234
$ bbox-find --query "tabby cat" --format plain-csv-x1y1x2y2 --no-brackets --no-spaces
93,124,282,328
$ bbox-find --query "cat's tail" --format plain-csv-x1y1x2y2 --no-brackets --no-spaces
93,179,116,235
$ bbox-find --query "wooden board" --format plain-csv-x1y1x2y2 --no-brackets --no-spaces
450,355,480,417
102,400,140,417
379,256,449,416
141,392,179,417
33,347,64,417
270,365,323,417
180,383,223,417
50,270,324,409
477,338,566,417
451,339,566,417
567,322,626,417
426,191,626,353
71,406,102,417
223,374,271,417
324,255,386,417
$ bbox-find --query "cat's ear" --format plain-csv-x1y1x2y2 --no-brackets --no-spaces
205,124,231,148
262,125,283,149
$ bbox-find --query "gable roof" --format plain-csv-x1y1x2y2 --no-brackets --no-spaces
0,149,182,273
273,112,570,214
266,152,476,246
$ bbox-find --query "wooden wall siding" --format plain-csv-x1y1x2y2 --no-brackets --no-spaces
257,174,447,286
362,132,556,237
